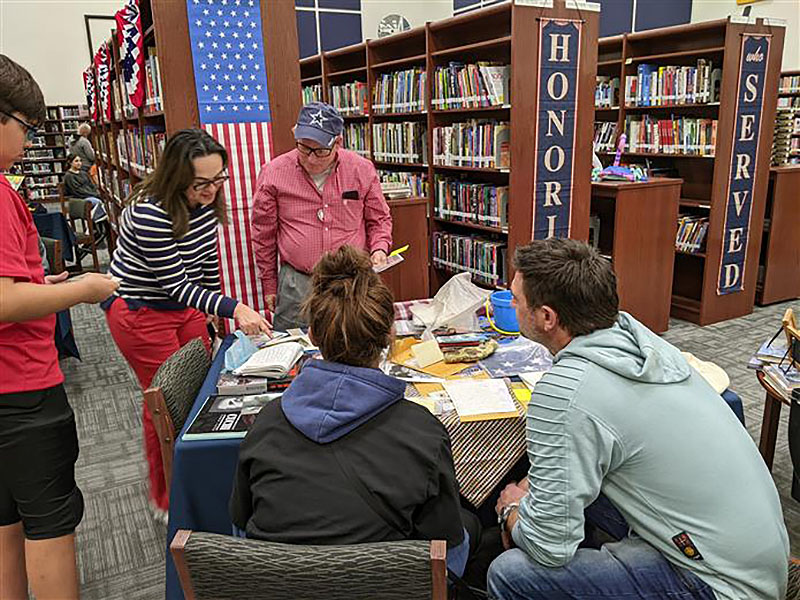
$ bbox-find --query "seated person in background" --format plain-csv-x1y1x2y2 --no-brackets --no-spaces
230,245,472,577
63,153,106,232
489,238,789,600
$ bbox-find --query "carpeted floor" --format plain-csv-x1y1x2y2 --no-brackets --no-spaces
60,297,799,599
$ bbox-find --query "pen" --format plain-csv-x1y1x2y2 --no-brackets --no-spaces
389,245,409,257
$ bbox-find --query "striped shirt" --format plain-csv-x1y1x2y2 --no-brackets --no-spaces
108,199,237,318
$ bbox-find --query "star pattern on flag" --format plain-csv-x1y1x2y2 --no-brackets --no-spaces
187,0,270,124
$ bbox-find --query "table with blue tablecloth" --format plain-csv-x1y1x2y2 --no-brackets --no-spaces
164,335,746,600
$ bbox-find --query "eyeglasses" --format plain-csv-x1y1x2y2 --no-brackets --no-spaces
1,111,39,142
296,141,334,158
191,173,229,192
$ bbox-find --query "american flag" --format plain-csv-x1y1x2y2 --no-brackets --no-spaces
115,0,144,108
186,0,273,318
83,66,97,120
95,43,112,121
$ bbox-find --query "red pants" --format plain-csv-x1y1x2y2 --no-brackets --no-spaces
105,298,210,511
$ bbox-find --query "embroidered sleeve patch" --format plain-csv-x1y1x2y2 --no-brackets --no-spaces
672,531,704,561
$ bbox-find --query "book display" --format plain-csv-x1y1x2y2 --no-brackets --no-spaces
594,18,785,325
19,104,87,203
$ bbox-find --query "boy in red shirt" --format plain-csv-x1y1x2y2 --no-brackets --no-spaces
0,54,119,600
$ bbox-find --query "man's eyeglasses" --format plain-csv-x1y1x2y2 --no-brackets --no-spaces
296,141,334,158
191,173,229,192
1,111,40,142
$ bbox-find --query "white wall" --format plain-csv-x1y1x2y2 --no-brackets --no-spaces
0,0,121,105
691,0,800,71
361,0,453,41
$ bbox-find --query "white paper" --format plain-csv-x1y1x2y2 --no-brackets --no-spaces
519,371,546,390
442,379,517,419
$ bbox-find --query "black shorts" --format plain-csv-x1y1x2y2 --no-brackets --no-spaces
0,384,84,539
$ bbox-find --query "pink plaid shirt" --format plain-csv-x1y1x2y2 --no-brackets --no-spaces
252,149,393,296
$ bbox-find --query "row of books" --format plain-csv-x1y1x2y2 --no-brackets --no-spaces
675,215,708,254
378,170,428,198
28,188,59,201
771,109,798,166
431,62,510,110
24,162,62,174
434,178,508,230
372,67,426,114
595,76,619,108
593,121,618,153
117,127,166,175
777,97,800,109
625,60,720,107
25,175,60,188
302,84,323,106
432,231,507,287
433,120,510,169
625,115,718,156
343,122,369,157
330,81,368,116
779,74,800,94
26,149,64,160
371,122,427,164
143,49,164,112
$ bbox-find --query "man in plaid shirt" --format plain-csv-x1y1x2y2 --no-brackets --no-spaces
252,102,393,331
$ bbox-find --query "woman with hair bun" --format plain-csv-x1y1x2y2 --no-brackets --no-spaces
231,244,474,577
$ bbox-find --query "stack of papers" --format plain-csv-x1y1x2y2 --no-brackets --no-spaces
442,379,520,422
233,342,304,378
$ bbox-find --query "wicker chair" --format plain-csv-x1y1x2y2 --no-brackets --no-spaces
143,338,211,493
788,559,800,600
170,529,447,600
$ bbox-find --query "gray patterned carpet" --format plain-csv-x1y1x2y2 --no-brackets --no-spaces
60,297,800,599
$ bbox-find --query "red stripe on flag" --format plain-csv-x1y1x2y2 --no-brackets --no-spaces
240,123,263,313
227,123,254,312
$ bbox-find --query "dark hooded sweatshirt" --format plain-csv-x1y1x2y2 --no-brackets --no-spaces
230,359,467,566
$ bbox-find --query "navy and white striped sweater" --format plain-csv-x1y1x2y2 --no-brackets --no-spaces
108,199,237,318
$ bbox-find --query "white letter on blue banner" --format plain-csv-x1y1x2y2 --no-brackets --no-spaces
717,34,770,295
531,19,581,240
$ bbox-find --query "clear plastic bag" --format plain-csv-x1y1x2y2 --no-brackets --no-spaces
223,330,259,372
411,272,492,339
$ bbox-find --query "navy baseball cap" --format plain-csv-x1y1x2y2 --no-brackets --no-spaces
294,102,344,148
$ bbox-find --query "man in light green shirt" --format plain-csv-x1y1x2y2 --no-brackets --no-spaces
489,238,789,600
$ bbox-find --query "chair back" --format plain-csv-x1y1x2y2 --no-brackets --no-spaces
170,530,447,600
41,237,64,275
144,338,210,491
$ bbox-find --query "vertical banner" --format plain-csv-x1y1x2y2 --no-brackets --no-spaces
83,66,97,120
531,19,581,240
115,0,145,108
186,0,274,318
717,34,769,295
95,43,112,121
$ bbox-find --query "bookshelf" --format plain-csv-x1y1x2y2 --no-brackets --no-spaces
590,178,681,333
594,18,785,325
302,0,599,297
87,0,301,256
19,104,87,203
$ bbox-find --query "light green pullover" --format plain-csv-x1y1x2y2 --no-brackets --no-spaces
512,312,789,599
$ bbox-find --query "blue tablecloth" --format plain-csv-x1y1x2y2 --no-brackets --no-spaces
33,212,76,263
164,336,747,599
166,335,239,600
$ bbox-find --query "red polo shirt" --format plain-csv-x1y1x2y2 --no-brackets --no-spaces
0,174,63,394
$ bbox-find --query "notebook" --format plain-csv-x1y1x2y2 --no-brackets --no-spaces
442,379,520,422
233,342,304,378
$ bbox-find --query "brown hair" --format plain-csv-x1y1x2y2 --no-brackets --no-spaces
303,245,395,368
0,54,46,125
513,238,619,337
128,129,228,238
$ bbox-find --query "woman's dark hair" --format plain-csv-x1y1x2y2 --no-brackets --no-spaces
128,129,228,238
513,238,619,337
65,153,80,169
302,245,395,368
0,54,46,125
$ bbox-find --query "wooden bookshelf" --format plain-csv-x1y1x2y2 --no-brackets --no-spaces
302,0,599,297
590,178,681,333
88,0,301,256
18,104,86,203
594,17,786,325
756,165,800,305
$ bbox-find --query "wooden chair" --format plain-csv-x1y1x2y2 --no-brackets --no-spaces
170,529,447,600
40,237,64,275
143,338,211,494
58,183,100,272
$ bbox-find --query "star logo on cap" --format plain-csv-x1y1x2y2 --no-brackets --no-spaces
309,109,326,128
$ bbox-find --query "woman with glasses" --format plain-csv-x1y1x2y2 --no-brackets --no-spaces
104,128,270,518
